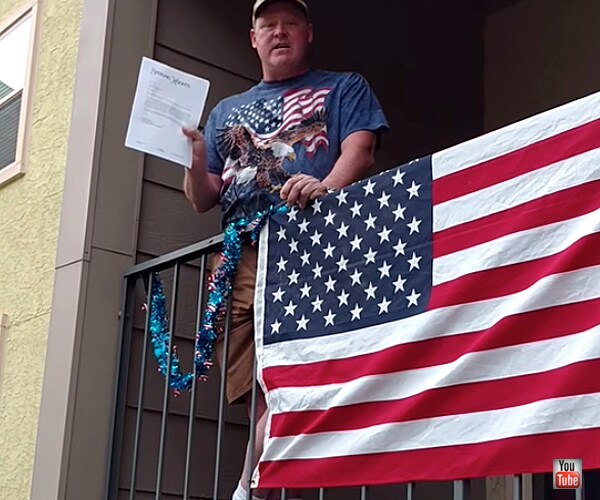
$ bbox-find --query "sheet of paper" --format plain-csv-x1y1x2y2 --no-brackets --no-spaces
125,57,210,168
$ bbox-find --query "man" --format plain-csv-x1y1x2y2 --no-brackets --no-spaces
183,0,388,498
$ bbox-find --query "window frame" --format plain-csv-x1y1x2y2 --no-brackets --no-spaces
0,0,39,188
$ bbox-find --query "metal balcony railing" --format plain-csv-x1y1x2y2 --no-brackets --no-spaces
106,234,587,500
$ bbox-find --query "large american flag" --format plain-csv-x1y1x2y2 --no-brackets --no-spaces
224,87,331,154
253,90,600,488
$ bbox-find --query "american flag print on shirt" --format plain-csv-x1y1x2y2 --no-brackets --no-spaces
252,90,600,489
224,87,331,155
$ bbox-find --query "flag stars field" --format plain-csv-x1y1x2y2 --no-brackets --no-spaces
350,269,363,286
393,204,407,221
336,222,350,239
407,181,421,199
312,199,322,214
393,238,407,256
312,263,323,279
378,226,392,243
364,213,377,230
262,158,431,341
287,269,299,285
408,252,422,271
392,169,406,186
298,219,310,233
323,243,336,259
287,206,298,222
310,230,322,246
300,250,311,266
270,319,282,334
350,235,363,251
364,248,378,264
350,303,364,320
350,201,362,218
276,257,287,273
324,210,336,226
406,288,421,307
336,190,349,206
299,283,312,298
407,217,422,234
362,179,376,195
296,315,310,331
272,287,285,302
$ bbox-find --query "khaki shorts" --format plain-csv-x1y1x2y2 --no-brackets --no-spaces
212,244,257,405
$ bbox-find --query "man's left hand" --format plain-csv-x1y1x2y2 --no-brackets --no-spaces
280,174,330,209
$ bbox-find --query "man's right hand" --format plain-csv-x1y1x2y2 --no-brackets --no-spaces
182,127,222,212
182,127,206,172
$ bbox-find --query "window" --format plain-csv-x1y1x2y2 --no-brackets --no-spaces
0,4,37,186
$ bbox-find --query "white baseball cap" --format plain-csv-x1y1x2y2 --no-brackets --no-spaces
252,0,309,24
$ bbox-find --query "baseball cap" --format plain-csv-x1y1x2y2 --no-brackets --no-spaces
252,0,309,24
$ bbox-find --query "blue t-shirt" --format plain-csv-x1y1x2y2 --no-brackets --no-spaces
204,70,389,224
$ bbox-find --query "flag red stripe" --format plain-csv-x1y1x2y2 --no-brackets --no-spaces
268,359,600,437
429,232,600,310
432,117,600,205
257,428,600,488
262,299,600,391
433,180,600,258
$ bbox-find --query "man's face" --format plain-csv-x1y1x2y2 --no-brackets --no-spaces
251,1,313,80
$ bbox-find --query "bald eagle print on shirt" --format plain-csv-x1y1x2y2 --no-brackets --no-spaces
217,87,331,192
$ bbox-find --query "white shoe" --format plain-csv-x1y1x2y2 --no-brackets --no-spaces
231,482,267,500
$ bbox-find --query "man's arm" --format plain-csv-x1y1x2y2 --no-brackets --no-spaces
182,127,223,212
279,130,377,209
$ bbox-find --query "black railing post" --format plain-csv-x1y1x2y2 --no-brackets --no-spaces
183,254,209,500
107,275,136,500
154,264,181,499
213,297,233,500
128,273,154,500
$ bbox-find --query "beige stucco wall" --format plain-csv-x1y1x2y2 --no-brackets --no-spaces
484,0,600,131
0,0,82,498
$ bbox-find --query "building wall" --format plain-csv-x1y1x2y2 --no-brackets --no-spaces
0,0,82,498
484,0,600,131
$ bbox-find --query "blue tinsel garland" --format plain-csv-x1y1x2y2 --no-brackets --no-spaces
148,204,288,394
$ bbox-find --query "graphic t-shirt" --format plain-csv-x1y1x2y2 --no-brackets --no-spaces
204,70,389,224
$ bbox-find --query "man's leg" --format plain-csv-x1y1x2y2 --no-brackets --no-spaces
217,246,301,499
233,389,302,500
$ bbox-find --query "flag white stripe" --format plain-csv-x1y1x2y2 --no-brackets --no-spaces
282,103,326,124
258,265,600,368
284,96,328,114
262,392,600,460
267,324,600,414
255,224,270,355
258,104,326,140
431,91,600,180
283,88,330,109
433,147,600,232
433,207,600,285
306,136,328,153
283,100,327,118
